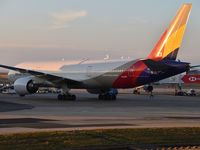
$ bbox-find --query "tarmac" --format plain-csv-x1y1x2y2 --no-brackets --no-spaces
0,91,200,134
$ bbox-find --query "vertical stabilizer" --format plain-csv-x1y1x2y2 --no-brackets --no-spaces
147,4,192,61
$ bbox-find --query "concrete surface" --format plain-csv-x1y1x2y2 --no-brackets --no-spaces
0,91,200,134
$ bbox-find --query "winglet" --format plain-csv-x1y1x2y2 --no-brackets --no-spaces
147,3,192,61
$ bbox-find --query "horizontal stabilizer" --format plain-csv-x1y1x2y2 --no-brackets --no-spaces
142,59,171,71
142,59,190,72
190,65,200,69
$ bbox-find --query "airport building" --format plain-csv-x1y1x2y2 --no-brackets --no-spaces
0,71,9,84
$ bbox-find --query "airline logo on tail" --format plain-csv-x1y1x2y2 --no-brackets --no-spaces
147,4,192,61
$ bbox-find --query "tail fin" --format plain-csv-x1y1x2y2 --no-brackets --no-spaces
147,3,192,61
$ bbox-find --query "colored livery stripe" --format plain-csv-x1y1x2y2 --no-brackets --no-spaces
112,4,192,88
147,4,192,61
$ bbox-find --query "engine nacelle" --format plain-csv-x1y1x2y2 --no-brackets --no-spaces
14,77,39,96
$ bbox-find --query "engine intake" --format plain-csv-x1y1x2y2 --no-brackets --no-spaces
14,77,39,96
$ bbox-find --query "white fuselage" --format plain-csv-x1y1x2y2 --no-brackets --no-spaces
8,59,132,83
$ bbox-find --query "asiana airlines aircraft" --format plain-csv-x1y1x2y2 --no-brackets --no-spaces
0,4,194,100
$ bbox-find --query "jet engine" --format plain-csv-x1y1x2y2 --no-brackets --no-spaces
14,77,39,96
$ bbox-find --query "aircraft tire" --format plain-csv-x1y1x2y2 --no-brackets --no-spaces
19,95,25,97
98,94,117,100
57,94,76,101
57,94,64,100
98,94,103,100
112,95,116,100
71,95,76,101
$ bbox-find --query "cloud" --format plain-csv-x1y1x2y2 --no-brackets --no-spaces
50,10,87,29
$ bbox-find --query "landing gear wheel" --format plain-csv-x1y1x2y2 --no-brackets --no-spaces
57,94,76,101
71,95,76,101
112,95,116,100
98,94,117,100
98,94,103,100
57,94,63,100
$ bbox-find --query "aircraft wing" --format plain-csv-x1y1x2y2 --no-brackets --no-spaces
0,64,81,85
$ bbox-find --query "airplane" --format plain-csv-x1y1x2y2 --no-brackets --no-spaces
182,69,200,84
0,3,194,100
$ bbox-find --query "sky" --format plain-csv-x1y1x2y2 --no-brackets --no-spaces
0,0,199,66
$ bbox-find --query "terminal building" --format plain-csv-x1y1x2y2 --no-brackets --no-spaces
0,71,9,85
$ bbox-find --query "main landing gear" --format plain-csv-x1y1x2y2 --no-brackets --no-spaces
98,93,116,100
57,93,76,101
98,89,118,100
144,85,154,98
